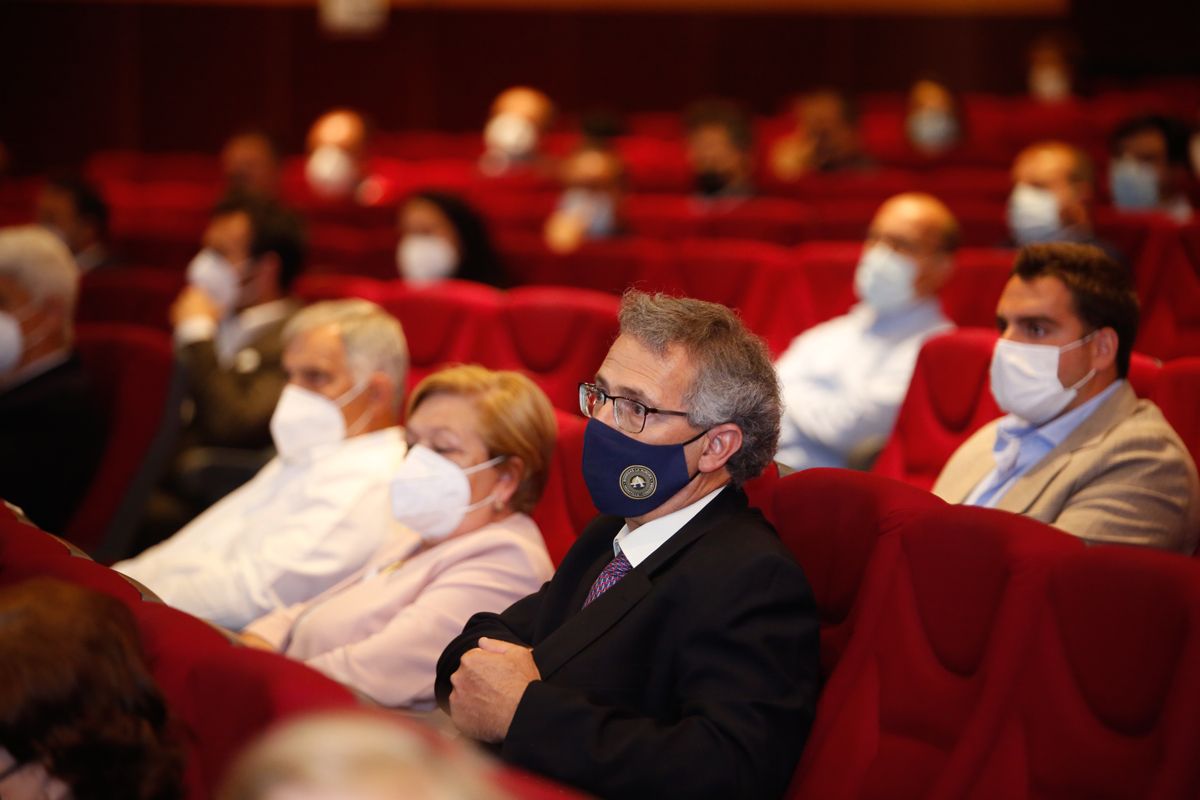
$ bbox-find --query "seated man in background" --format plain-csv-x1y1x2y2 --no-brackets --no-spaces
770,88,871,180
0,226,106,533
116,299,410,630
480,85,556,177
303,108,396,206
543,143,626,253
1006,141,1121,261
775,193,957,470
141,193,306,541
437,292,819,799
685,98,755,201
934,243,1200,554
905,79,963,157
222,129,284,202
1108,114,1195,222
35,173,115,272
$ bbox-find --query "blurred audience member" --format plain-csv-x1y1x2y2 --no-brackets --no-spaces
304,108,393,206
219,711,510,800
776,194,958,471
544,144,626,253
1007,142,1118,259
242,366,556,708
118,300,409,630
480,86,556,177
1027,33,1078,104
35,173,114,272
935,243,1199,554
770,89,869,180
0,578,184,800
223,130,283,201
686,98,755,200
1108,114,1194,221
396,190,508,287
905,79,963,157
0,226,106,533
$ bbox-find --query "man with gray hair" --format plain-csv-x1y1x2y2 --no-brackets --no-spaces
437,291,819,799
116,299,410,630
0,225,107,532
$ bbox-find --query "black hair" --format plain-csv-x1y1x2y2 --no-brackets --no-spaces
46,173,110,239
404,190,509,288
212,193,307,291
1109,114,1192,167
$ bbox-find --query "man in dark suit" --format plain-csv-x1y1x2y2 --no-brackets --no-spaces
436,292,819,799
0,226,107,533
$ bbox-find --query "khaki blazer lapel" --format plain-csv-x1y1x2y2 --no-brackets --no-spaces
533,486,743,680
939,429,1000,503
997,383,1137,516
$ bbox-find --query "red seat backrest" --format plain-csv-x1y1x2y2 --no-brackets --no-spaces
67,324,178,554
493,286,620,413
531,410,596,566
770,468,946,677
1136,221,1200,360
77,267,187,332
291,273,390,304
1153,357,1200,473
941,249,1014,328
496,233,672,296
937,548,1200,800
789,506,1083,800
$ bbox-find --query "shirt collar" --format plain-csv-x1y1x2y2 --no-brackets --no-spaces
995,379,1125,451
852,297,945,333
612,484,726,568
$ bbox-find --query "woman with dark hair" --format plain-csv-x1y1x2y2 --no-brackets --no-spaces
0,578,184,800
395,190,509,287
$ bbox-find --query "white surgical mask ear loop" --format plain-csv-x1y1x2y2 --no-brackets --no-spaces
461,455,510,514
1059,330,1099,392
336,378,372,437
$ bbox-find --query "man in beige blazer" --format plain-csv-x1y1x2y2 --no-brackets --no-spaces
933,243,1199,554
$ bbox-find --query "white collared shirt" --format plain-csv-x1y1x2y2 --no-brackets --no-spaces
115,427,408,630
612,485,726,567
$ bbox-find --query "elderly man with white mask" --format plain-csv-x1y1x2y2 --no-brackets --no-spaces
0,225,107,533
116,299,410,630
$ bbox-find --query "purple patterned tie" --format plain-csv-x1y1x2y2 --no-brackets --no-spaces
583,551,633,608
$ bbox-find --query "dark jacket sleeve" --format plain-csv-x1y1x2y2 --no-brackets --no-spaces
502,553,818,800
178,336,287,448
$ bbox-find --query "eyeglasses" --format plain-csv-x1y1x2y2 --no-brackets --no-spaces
578,382,689,435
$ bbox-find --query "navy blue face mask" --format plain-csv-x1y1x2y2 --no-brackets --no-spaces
582,417,708,518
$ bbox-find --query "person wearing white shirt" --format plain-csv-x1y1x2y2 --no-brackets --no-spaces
435,291,819,799
116,299,410,630
775,193,958,470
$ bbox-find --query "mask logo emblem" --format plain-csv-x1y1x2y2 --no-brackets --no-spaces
619,465,657,500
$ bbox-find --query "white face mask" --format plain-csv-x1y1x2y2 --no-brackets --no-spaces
1029,67,1071,102
186,248,241,316
1109,157,1160,210
305,145,359,199
906,109,959,154
558,188,617,238
397,235,458,285
854,244,918,314
1007,183,1065,246
389,445,506,542
269,381,368,462
484,113,538,161
989,333,1097,425
0,311,24,375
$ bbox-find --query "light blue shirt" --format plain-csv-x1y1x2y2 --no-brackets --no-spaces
775,299,953,470
966,380,1125,508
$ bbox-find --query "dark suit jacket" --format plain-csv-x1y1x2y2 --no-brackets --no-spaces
0,355,107,533
435,485,820,800
177,305,295,450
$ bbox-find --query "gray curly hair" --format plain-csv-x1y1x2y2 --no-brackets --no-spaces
617,291,781,484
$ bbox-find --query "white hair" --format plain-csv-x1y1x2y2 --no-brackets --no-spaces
283,299,409,405
0,225,79,314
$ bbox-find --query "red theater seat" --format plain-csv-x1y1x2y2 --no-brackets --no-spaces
493,286,620,413
67,324,181,558
532,410,596,566
291,273,390,304
770,469,946,677
1136,221,1200,360
497,233,671,295
789,506,1083,800
935,548,1200,800
1153,357,1200,472
77,267,186,332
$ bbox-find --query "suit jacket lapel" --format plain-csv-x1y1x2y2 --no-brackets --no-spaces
941,431,1000,504
533,486,745,680
998,383,1137,515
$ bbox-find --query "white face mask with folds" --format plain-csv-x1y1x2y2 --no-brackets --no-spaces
989,332,1097,425
269,381,369,462
389,445,507,542
0,302,54,376
1109,157,1161,211
305,145,359,199
396,235,458,285
186,248,242,316
1007,183,1067,246
854,244,918,315
483,112,539,161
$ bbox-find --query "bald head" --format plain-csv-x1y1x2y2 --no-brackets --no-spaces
307,109,369,159
865,193,959,297
1012,141,1095,230
491,86,555,132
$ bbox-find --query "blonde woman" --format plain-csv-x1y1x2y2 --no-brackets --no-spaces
242,365,556,709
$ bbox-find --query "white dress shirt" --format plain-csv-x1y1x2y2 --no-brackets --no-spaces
115,427,408,630
612,485,725,566
774,299,953,470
